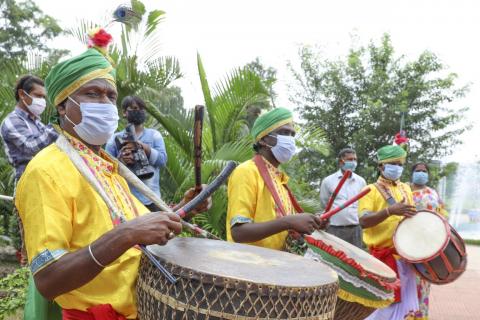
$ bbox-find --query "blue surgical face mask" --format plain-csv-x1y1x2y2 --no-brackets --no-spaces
65,97,119,146
383,164,403,181
412,171,429,185
342,160,357,172
267,134,297,163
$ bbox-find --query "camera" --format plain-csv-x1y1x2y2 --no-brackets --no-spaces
115,123,155,180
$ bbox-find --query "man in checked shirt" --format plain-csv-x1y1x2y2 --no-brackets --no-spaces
1,75,58,183
0,75,58,266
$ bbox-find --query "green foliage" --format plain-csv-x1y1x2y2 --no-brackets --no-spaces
465,239,480,246
243,58,277,127
0,268,29,319
282,125,330,211
289,34,470,185
0,0,63,60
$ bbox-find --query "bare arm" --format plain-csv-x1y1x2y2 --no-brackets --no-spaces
34,212,182,300
231,214,323,243
360,200,417,229
359,209,391,229
231,218,290,243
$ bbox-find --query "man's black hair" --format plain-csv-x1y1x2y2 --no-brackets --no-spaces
15,75,44,102
121,95,146,110
338,147,356,159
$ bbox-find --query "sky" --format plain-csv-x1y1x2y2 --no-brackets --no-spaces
35,0,480,163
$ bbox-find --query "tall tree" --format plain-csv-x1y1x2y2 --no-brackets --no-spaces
289,34,469,184
0,0,63,60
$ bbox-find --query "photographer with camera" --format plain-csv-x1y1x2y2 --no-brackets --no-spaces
106,96,167,211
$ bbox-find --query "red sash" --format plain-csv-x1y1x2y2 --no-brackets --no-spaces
369,247,401,302
62,304,127,320
252,154,303,215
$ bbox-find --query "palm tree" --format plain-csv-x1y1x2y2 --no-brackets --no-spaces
143,53,269,238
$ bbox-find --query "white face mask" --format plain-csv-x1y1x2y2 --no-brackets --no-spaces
268,134,297,163
65,97,119,146
23,92,47,117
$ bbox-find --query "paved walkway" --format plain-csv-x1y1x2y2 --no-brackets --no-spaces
429,245,480,320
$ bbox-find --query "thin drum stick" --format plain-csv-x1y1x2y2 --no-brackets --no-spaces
0,195,13,201
324,170,352,212
320,187,371,220
119,160,237,239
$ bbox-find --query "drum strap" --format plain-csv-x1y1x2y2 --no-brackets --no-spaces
374,178,410,206
374,182,397,206
253,154,303,217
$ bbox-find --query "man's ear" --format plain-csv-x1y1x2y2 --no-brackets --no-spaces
18,89,29,104
257,138,269,148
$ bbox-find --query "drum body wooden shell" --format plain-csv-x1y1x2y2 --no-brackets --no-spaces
394,210,467,284
136,238,339,320
305,231,398,320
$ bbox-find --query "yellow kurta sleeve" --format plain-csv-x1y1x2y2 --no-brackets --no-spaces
358,185,377,218
226,162,258,241
226,159,292,250
16,165,72,274
358,183,407,249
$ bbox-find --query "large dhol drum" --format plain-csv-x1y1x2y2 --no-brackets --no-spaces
304,231,398,320
137,237,339,319
394,210,467,284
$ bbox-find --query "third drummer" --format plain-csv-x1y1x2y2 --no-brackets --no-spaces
358,145,420,319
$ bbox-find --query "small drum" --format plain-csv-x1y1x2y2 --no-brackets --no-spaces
394,210,467,284
304,231,398,320
137,237,339,319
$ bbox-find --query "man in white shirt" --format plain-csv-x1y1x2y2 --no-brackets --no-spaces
320,148,366,248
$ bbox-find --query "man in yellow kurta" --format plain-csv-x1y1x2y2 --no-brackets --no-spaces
358,145,420,320
227,107,325,251
15,29,209,319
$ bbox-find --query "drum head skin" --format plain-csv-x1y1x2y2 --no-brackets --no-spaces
147,237,338,287
309,231,396,281
394,210,449,262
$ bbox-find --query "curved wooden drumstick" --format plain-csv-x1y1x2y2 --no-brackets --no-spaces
193,105,205,191
324,170,352,212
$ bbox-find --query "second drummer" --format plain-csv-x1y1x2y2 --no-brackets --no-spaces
226,107,326,251
358,145,420,320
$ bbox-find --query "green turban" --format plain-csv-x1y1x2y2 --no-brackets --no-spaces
377,145,407,164
251,107,293,141
45,48,116,106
